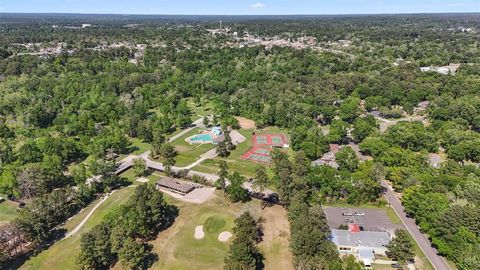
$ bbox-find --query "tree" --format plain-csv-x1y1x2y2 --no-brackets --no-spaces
224,131,235,152
339,97,361,123
253,166,269,193
116,238,150,270
217,141,229,157
224,234,259,270
128,184,171,236
77,223,115,270
224,212,262,270
16,164,47,199
203,115,210,127
271,149,294,204
342,255,362,270
327,120,349,144
335,147,359,172
216,160,228,191
386,229,414,263
132,158,148,177
0,164,18,197
352,116,377,143
226,172,250,202
70,163,88,186
158,144,176,175
151,132,165,157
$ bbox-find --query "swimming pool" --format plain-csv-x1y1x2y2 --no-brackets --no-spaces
190,134,213,142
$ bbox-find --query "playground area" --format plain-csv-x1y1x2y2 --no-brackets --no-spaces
185,126,223,145
241,133,288,163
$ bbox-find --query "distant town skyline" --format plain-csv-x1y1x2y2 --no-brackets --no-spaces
1,0,480,15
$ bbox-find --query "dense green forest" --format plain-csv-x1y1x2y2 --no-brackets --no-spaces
0,14,479,269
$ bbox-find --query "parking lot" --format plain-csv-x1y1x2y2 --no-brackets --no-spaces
323,207,403,232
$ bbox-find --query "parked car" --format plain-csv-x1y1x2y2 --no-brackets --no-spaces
354,212,365,216
345,218,354,223
342,212,353,216
391,263,402,268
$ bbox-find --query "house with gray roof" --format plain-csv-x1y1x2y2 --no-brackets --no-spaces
330,229,391,266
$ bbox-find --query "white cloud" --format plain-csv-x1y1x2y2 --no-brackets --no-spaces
250,2,266,9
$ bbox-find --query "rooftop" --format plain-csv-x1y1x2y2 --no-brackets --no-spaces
156,177,195,194
331,229,390,248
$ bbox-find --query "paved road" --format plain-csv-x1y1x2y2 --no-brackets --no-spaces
382,181,451,270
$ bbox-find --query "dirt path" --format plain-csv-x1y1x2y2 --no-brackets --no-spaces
61,191,115,239
259,205,294,270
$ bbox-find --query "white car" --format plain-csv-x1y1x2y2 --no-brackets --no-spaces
353,212,365,216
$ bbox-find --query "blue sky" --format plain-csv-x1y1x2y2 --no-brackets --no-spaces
0,0,479,15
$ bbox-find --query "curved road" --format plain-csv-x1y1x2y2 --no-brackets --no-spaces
382,181,451,270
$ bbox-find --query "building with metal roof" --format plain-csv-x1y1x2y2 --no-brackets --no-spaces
330,229,391,262
155,177,195,195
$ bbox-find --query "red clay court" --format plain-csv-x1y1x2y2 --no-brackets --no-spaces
241,134,288,163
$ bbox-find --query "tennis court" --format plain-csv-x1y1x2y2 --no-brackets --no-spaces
252,134,287,147
241,133,288,163
241,147,272,163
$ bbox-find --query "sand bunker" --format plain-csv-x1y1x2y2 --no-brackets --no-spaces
194,225,205,239
218,231,233,242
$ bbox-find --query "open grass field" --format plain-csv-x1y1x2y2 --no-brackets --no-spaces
19,187,136,270
258,205,293,270
0,199,19,224
147,191,293,270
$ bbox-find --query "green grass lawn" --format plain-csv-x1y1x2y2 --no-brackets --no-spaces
385,207,402,225
0,199,19,224
129,137,151,154
117,137,152,160
150,192,261,270
61,198,101,232
166,127,216,167
20,187,136,270
186,98,215,117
